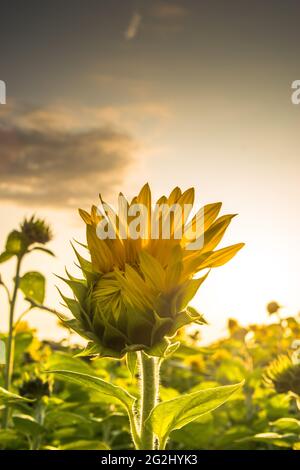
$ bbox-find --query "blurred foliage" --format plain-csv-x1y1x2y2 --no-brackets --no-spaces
1,311,300,449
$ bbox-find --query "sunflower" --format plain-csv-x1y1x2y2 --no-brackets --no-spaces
20,216,52,246
59,184,244,358
264,355,300,396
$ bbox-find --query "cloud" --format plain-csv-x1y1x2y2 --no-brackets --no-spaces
151,2,189,20
125,12,142,40
0,106,137,207
123,3,189,42
141,2,189,36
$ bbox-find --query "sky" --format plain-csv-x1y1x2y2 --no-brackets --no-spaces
0,0,300,343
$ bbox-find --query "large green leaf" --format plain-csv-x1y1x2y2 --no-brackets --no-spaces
19,271,45,304
46,351,96,375
0,386,33,405
147,381,243,448
48,370,136,416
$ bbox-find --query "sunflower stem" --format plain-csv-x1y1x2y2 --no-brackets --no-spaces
138,351,160,450
2,255,23,428
30,400,46,450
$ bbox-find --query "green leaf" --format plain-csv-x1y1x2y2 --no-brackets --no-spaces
5,230,26,255
0,251,14,264
0,231,28,263
271,418,300,433
47,370,136,416
45,411,90,429
13,414,44,435
0,429,24,449
46,351,95,375
19,271,45,304
0,386,34,405
14,331,34,362
60,440,110,450
147,381,243,448
239,432,298,447
31,246,55,257
174,343,213,358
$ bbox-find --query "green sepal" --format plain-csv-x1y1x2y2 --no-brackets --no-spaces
56,275,88,304
75,342,102,357
175,272,209,311
71,242,98,284
164,341,180,358
126,351,138,379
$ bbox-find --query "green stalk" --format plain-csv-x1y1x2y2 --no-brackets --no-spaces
2,255,23,428
138,351,160,450
31,400,46,450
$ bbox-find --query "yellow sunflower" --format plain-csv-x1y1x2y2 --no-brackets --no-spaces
59,184,244,358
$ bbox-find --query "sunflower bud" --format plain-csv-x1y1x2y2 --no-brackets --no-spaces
20,216,52,247
59,184,244,358
267,301,281,315
19,377,51,401
264,355,300,396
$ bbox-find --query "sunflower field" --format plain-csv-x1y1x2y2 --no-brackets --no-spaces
1,312,300,450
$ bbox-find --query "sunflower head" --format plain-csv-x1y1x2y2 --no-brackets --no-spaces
20,216,52,247
264,355,300,396
267,301,281,315
59,184,244,359
19,377,52,401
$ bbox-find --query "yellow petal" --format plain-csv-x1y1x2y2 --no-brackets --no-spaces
86,225,114,273
137,183,151,241
182,202,222,246
201,214,237,252
165,245,183,290
198,243,245,269
139,250,165,291
168,186,182,205
173,188,195,237
78,208,92,225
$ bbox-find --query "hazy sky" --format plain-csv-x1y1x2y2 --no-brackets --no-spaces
0,0,300,342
